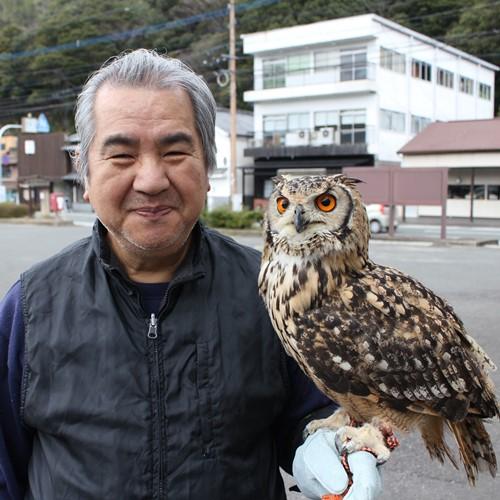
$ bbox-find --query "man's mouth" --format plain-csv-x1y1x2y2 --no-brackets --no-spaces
133,206,172,218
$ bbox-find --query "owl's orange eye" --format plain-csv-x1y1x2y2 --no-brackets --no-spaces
315,193,336,212
276,197,290,214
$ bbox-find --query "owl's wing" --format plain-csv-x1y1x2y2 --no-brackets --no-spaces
295,263,498,421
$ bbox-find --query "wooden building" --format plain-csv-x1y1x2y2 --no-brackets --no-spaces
17,132,73,214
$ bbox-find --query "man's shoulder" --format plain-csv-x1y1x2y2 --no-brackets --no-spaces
22,236,93,281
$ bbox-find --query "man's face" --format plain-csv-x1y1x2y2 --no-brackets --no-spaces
84,84,210,258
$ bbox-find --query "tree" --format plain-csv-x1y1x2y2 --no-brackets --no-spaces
447,0,500,114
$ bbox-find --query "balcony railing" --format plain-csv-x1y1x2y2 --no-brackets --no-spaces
257,62,376,91
250,126,373,149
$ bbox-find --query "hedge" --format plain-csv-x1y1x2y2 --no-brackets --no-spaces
202,207,263,229
0,203,29,218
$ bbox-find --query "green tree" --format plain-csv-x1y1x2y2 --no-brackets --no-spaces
447,0,500,114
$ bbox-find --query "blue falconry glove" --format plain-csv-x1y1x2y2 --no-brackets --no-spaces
293,428,383,500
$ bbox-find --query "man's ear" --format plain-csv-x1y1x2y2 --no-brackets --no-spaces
83,188,90,202
207,182,211,192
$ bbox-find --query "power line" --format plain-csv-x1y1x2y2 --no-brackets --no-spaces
1,1,499,117
0,0,281,62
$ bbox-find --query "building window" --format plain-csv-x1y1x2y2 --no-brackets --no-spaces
263,115,286,145
437,68,454,88
487,185,500,200
340,49,367,81
380,109,405,133
314,50,335,72
478,82,491,100
288,113,309,131
448,186,469,199
459,75,474,95
263,59,286,89
340,110,366,144
411,59,432,81
314,110,338,129
448,185,486,199
411,114,431,134
287,54,310,76
380,47,405,74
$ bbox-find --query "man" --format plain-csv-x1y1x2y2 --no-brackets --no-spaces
0,50,382,499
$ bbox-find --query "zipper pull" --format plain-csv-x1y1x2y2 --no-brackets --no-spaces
147,313,158,339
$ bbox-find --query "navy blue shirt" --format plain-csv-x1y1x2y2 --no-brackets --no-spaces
0,280,333,499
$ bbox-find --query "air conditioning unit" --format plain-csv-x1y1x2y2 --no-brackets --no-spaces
285,130,309,146
312,127,335,146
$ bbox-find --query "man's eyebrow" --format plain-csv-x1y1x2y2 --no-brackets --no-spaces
157,132,195,148
100,135,139,153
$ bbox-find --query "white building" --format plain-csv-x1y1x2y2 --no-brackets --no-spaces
206,108,254,211
242,14,497,205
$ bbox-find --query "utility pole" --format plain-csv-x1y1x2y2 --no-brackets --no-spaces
228,0,239,210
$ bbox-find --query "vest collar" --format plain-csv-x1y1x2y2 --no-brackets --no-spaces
91,219,208,286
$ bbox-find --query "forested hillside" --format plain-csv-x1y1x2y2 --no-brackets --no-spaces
0,0,498,130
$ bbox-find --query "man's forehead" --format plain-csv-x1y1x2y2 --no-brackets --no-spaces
93,84,193,116
91,84,197,141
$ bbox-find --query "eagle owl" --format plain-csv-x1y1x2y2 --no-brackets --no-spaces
258,174,499,484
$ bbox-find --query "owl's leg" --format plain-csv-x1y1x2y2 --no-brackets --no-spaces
304,407,353,437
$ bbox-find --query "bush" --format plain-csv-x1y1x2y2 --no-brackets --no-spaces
202,207,263,229
0,203,29,218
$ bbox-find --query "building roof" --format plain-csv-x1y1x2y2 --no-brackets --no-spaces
216,108,253,137
399,119,500,155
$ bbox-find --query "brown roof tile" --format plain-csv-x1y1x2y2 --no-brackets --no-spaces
399,118,500,155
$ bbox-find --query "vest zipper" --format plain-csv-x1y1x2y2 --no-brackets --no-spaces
147,313,158,339
147,313,164,499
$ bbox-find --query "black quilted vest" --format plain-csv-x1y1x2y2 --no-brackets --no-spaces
20,223,290,499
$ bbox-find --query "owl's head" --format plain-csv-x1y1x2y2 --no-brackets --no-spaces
264,174,369,259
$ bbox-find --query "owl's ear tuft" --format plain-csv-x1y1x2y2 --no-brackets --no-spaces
346,176,364,184
271,175,285,187
331,174,364,187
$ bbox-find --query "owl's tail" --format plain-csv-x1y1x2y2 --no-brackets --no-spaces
419,416,458,469
448,417,497,485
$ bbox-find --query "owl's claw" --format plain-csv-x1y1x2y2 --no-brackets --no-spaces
374,419,400,450
385,433,400,450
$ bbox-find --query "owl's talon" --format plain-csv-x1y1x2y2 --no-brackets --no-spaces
385,434,399,450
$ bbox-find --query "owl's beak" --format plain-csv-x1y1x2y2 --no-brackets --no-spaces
294,205,307,233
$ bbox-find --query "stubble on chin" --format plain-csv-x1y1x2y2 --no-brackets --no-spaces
104,218,194,259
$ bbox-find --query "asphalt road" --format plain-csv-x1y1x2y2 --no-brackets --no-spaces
62,211,500,242
397,223,500,242
0,223,499,499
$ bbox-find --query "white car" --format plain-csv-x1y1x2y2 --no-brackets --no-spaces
365,204,398,234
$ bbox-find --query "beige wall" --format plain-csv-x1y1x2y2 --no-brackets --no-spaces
401,152,500,168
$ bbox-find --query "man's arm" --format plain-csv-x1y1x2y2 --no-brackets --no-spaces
0,281,33,500
274,355,338,474
275,357,383,500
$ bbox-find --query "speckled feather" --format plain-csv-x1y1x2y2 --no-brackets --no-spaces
259,174,499,484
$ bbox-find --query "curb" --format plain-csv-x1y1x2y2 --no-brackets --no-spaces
0,217,74,226
1,220,497,247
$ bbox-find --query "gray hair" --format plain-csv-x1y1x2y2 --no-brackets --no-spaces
74,49,217,183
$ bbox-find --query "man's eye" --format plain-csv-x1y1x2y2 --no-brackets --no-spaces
163,151,186,157
110,154,133,159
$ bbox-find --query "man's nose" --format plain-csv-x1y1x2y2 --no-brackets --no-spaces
132,156,170,194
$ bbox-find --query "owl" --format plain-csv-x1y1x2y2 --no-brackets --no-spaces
258,174,499,485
